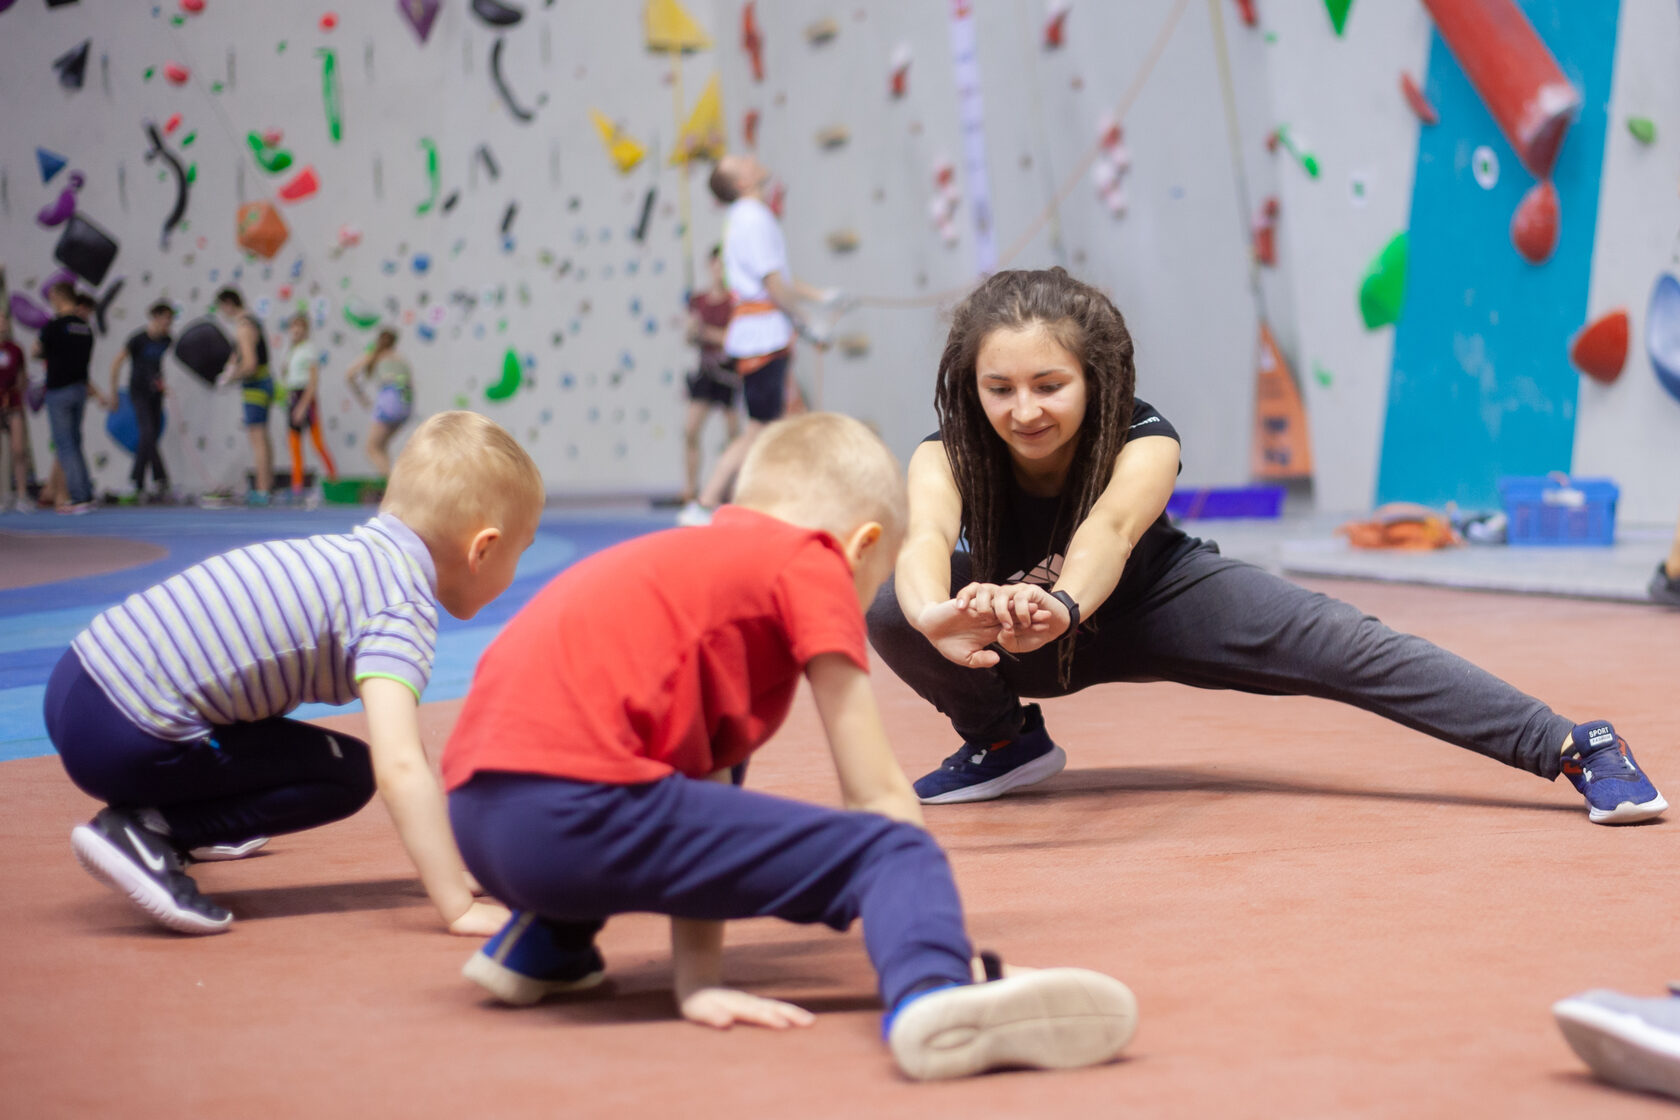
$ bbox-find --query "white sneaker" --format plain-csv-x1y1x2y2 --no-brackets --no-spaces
676,501,713,527
888,968,1138,1081
187,837,270,862
13,498,34,514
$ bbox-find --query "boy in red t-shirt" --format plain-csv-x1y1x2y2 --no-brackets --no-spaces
444,413,1138,1082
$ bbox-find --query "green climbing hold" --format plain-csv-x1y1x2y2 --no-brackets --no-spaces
454,394,471,409
185,164,196,184
1358,231,1407,330
180,131,196,148
210,81,223,93
486,348,522,401
171,14,185,26
1628,116,1656,145
277,41,288,53
1313,363,1333,388
144,66,155,80
343,302,381,330
1323,0,1352,36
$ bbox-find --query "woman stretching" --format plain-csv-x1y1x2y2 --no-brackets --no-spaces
866,267,1663,825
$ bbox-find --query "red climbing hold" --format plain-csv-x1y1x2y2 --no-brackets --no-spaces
742,2,764,83
742,108,759,149
1401,73,1438,126
277,165,319,202
1569,309,1629,385
164,113,183,134
180,0,205,12
319,12,338,31
163,61,190,85
1044,4,1070,48
1234,0,1258,27
1510,180,1559,264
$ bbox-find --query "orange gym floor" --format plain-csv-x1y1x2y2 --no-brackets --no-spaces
2,533,1677,1117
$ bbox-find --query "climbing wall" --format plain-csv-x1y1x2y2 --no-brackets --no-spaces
1,0,731,495
1571,0,1680,523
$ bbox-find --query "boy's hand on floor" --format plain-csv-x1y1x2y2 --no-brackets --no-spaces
680,988,816,1030
448,899,511,936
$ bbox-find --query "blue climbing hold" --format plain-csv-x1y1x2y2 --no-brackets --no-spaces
36,147,67,184
1647,272,1680,407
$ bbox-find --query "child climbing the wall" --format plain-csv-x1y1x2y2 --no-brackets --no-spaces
443,412,1139,1082
679,245,739,507
281,312,337,500
346,328,414,479
45,411,542,938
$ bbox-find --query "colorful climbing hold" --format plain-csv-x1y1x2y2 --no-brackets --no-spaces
1471,145,1499,190
180,0,204,12
246,131,293,173
485,347,522,400
1358,231,1408,330
163,61,189,85
1569,309,1628,385
1400,73,1438,126
277,165,319,201
1627,116,1656,145
1648,273,1680,407
318,11,337,31
1270,125,1320,179
398,0,440,44
316,48,342,143
1323,0,1352,36
36,148,67,184
1510,179,1559,264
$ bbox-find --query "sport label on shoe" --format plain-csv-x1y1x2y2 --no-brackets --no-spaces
1587,725,1615,748
124,827,169,873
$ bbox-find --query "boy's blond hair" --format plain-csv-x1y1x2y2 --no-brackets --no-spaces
380,411,543,543
733,412,906,546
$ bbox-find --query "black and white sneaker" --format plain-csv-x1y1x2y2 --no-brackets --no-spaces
70,808,233,934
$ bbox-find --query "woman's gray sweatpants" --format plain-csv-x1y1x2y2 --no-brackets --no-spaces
866,541,1571,779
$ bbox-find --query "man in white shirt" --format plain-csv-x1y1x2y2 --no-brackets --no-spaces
679,154,839,525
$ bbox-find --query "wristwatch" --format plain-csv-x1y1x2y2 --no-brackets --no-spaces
1049,589,1080,632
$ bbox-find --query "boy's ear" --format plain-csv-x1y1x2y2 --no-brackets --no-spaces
842,521,883,566
466,526,502,570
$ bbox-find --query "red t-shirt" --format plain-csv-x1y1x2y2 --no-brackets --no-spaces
688,290,733,366
0,341,23,411
442,506,869,789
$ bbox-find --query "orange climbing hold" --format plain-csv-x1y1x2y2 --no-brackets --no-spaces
235,200,289,259
1400,73,1438,126
1569,309,1629,385
1044,3,1071,48
1251,322,1314,480
1510,180,1559,264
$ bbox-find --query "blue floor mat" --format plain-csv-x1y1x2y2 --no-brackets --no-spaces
0,504,671,761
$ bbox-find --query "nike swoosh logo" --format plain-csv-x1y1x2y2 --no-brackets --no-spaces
124,827,169,873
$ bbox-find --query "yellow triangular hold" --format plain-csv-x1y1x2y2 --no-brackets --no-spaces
670,73,726,164
590,108,646,174
645,0,712,52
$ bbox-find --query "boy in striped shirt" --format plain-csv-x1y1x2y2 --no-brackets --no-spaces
45,411,543,936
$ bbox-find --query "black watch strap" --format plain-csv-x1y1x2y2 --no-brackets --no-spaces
1050,589,1080,632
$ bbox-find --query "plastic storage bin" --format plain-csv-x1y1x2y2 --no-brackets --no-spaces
1497,473,1618,546
1166,485,1286,520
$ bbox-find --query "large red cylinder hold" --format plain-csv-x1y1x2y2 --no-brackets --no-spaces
1421,0,1580,179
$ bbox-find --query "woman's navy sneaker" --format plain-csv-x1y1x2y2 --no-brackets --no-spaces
913,704,1067,805
463,910,607,1005
1563,721,1667,824
70,807,233,934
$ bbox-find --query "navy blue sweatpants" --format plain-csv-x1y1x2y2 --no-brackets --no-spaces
448,770,975,1009
44,650,376,849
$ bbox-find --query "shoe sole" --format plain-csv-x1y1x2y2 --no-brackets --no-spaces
1554,998,1680,1101
462,950,606,1006
919,746,1068,805
889,968,1137,1082
187,837,270,861
70,825,232,935
1589,794,1668,825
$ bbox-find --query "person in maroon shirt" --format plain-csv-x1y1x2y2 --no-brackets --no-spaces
0,305,32,511
680,246,739,504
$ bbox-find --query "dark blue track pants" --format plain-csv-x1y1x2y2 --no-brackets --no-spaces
44,650,375,849
448,770,975,1009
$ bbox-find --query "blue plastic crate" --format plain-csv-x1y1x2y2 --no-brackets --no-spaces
1497,473,1618,547
1166,485,1285,520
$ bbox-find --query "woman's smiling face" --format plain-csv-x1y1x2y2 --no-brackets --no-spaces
975,323,1087,484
